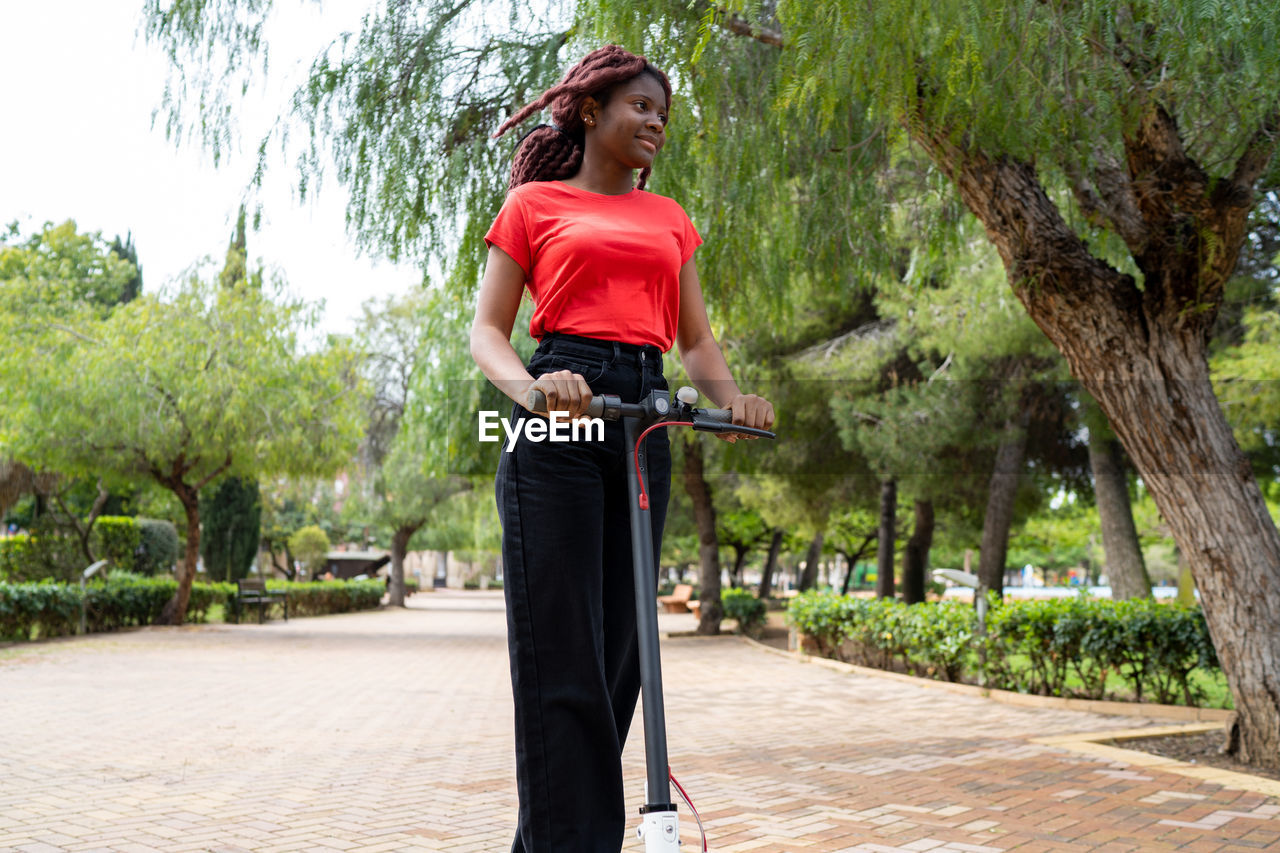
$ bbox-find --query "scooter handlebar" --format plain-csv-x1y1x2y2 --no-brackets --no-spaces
527,387,775,439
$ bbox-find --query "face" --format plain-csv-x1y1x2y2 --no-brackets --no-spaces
581,72,669,170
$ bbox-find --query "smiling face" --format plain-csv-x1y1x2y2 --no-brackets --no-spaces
580,71,669,172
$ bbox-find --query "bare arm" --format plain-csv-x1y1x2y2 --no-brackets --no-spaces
675,258,774,437
469,245,593,418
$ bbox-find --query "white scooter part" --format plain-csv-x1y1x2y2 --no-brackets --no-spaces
636,808,680,851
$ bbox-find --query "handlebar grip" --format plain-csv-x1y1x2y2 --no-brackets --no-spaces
696,407,734,424
526,388,605,419
692,406,776,439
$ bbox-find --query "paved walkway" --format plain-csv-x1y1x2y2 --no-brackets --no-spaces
2,591,1277,852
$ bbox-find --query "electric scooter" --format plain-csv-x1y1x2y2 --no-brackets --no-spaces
529,385,776,851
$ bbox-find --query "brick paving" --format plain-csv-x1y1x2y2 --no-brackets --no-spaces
2,591,1278,852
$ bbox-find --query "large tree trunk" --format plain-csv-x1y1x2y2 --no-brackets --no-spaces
977,410,1030,596
915,121,1280,766
875,479,896,599
682,436,722,635
161,486,200,626
902,499,934,604
1088,432,1152,599
1081,350,1280,766
797,531,825,591
758,528,783,599
388,525,419,608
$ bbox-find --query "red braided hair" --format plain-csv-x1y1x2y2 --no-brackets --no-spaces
494,45,672,191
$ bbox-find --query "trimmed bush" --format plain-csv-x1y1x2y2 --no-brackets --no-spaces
721,587,766,637
284,579,385,617
787,591,1220,705
91,516,142,570
136,519,180,575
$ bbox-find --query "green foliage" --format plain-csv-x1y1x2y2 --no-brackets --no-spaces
788,591,1220,705
721,587,766,637
107,232,143,303
343,290,478,555
287,525,330,574
0,575,382,639
90,516,142,570
771,0,1280,181
0,240,364,621
0,534,32,582
1212,306,1280,473
0,220,139,316
136,519,180,575
0,581,81,640
2,269,363,489
0,519,82,583
262,579,384,619
200,477,262,582
0,573,221,641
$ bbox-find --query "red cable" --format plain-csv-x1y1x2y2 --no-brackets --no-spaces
634,421,692,509
669,768,708,851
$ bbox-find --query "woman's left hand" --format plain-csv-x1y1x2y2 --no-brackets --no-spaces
720,393,775,443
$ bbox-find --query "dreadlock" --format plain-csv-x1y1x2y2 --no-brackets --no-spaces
494,45,672,191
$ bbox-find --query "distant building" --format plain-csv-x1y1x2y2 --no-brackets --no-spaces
322,550,390,580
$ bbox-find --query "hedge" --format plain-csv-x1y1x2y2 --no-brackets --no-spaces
0,516,178,582
787,591,1219,706
224,579,385,622
721,587,767,637
0,576,385,641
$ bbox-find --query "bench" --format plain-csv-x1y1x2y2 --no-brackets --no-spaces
235,578,289,624
657,583,693,613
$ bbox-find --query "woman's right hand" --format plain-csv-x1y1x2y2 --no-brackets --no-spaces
526,370,593,420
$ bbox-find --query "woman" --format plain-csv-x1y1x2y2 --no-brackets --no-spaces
470,44,774,852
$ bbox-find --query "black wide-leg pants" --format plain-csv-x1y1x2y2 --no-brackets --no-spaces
495,333,671,853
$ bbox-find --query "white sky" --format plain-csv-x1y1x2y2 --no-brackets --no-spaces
1,0,417,335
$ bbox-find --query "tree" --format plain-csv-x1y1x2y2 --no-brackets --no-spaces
751,0,1280,765
1082,401,1152,599
107,232,143,303
1,272,362,623
1,220,137,313
202,208,265,583
201,476,262,582
288,524,331,577
345,289,485,605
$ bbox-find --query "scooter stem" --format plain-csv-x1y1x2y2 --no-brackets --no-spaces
624,414,677,814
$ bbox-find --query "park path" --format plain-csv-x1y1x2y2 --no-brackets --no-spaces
1,590,1277,852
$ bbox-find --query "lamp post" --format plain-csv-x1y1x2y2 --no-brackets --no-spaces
932,568,987,687
79,559,109,635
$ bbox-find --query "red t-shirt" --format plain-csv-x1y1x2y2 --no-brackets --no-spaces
484,180,702,351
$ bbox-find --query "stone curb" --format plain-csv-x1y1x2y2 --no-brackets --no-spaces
1031,725,1280,799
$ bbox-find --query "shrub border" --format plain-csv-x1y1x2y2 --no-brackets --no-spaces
745,631,1233,723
